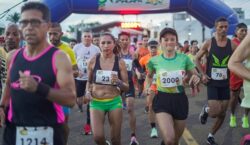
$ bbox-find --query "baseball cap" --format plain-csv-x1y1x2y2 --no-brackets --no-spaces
148,39,158,47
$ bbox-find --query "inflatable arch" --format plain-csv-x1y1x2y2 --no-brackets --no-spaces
42,0,238,34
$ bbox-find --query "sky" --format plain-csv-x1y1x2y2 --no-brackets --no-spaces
0,0,249,31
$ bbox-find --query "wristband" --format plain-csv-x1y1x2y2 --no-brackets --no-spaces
36,83,50,99
0,105,5,110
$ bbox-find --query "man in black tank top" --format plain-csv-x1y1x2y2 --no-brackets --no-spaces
0,2,76,145
195,17,237,145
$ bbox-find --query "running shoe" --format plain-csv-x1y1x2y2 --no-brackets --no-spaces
207,136,218,145
130,136,139,145
229,114,237,128
106,140,111,145
150,128,158,138
199,104,208,124
83,124,92,135
242,116,249,128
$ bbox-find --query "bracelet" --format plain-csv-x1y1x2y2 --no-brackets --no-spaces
0,105,5,110
35,83,50,99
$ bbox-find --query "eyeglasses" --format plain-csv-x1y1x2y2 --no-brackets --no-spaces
101,41,112,45
19,19,46,28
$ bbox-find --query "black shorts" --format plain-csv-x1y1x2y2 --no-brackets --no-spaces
153,91,188,120
75,80,87,97
207,86,230,100
2,122,65,145
124,81,135,98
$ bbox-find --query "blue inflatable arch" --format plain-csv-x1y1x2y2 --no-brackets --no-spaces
41,0,238,34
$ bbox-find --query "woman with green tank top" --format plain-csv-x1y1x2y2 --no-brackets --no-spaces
145,27,201,145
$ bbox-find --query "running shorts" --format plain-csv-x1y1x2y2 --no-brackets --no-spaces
207,86,230,100
90,96,122,112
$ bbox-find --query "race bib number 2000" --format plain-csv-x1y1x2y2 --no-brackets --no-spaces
96,70,117,85
159,70,185,88
16,126,53,145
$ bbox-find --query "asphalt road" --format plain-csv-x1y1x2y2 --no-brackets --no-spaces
0,85,249,145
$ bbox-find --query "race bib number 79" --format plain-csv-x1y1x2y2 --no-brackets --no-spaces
159,70,185,88
16,126,54,145
96,70,118,85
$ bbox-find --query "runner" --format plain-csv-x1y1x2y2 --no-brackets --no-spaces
139,39,159,138
118,32,139,145
195,17,236,145
228,23,248,128
73,30,100,135
85,32,129,145
69,39,78,49
229,32,250,129
48,22,78,144
145,27,200,145
0,2,76,145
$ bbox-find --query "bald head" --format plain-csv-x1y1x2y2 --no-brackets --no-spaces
4,23,21,52
48,23,63,46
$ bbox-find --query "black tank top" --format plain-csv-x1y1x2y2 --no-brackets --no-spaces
9,47,63,126
206,37,232,87
92,54,121,85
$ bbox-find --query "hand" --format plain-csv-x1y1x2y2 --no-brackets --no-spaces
0,108,5,127
111,73,119,85
73,70,79,78
189,74,200,87
84,91,92,104
201,74,211,84
19,71,38,92
78,71,83,78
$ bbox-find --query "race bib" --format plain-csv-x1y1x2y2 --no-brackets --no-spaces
16,126,53,145
159,70,185,88
124,59,133,71
211,68,227,80
152,74,157,85
78,58,88,79
96,70,117,85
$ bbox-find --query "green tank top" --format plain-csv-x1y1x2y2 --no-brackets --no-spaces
147,53,195,93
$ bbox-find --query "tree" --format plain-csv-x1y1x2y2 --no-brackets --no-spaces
67,25,75,33
6,12,20,24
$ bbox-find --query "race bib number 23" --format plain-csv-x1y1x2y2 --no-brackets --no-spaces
16,126,53,145
96,70,117,85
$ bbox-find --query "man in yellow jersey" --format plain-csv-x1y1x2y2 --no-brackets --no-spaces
48,22,78,145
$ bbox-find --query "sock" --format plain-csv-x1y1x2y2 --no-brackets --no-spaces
151,123,156,128
205,107,209,113
208,133,213,138
131,133,136,137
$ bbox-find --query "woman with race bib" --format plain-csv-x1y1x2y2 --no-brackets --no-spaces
145,28,200,145
85,32,129,145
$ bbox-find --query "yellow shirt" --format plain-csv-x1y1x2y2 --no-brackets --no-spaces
57,43,77,66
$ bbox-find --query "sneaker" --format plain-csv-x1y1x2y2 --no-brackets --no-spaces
130,136,139,145
229,114,237,127
106,140,111,145
83,124,92,135
242,116,249,128
207,136,218,145
78,108,83,113
150,128,158,138
144,106,149,114
199,104,208,124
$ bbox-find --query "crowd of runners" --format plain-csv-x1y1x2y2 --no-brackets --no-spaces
0,1,249,145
